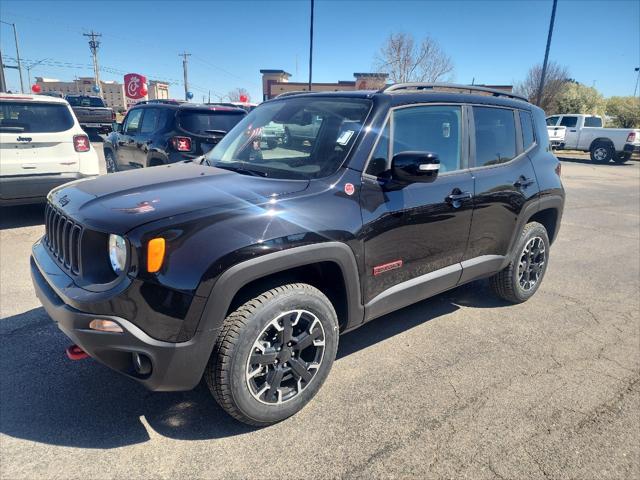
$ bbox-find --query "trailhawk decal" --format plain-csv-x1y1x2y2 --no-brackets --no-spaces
373,260,403,276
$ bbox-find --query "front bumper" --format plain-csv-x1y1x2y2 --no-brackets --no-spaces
0,173,97,206
30,246,216,392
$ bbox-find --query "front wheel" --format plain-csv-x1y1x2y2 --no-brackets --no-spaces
205,283,339,426
489,222,550,303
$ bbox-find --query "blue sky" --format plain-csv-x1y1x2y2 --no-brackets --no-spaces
1,0,638,101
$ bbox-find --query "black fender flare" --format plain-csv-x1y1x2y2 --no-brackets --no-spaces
178,242,364,389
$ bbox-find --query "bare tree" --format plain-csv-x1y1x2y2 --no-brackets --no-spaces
515,62,570,114
226,87,250,102
374,32,454,84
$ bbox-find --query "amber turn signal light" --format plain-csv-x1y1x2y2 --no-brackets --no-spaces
147,238,165,273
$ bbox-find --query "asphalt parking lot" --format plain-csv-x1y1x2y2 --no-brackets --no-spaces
1,151,638,479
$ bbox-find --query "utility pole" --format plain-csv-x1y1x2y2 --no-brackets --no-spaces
83,31,102,97
536,0,558,107
208,90,211,103
634,67,640,97
0,48,7,92
179,52,191,101
0,21,24,92
308,0,314,92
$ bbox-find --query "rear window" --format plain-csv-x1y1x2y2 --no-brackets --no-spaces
178,110,245,136
66,96,105,107
0,102,74,133
584,117,603,127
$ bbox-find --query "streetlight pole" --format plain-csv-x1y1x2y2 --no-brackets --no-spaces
536,0,558,107
308,0,314,92
26,58,48,88
0,21,25,93
634,67,640,97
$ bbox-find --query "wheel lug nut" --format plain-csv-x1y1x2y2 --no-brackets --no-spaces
287,342,292,347
284,362,288,367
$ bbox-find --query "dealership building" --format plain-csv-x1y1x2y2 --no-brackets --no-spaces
35,77,170,111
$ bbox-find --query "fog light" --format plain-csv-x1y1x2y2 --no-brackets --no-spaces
89,319,123,333
133,353,152,375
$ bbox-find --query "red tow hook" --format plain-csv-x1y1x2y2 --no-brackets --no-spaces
66,344,89,361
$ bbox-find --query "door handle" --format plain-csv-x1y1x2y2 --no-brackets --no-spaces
569,129,577,132
514,176,535,188
446,190,472,207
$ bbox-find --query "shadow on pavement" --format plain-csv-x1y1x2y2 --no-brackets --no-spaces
0,280,500,448
0,204,46,230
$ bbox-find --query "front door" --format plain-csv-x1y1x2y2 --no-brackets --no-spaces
116,108,143,170
360,104,473,313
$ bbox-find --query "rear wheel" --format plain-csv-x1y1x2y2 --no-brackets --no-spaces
104,149,118,173
205,283,339,426
590,141,615,163
613,152,631,164
489,222,550,303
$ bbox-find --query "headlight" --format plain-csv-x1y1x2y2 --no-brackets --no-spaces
108,234,127,274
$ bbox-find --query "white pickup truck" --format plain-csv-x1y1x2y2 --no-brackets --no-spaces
546,114,640,164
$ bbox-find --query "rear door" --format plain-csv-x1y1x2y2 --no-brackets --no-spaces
0,100,80,177
558,115,579,149
176,108,246,156
462,106,538,279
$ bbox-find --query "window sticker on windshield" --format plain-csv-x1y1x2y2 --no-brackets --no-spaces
337,130,354,145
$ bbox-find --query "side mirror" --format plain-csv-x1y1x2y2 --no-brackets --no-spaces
113,122,122,133
391,151,440,184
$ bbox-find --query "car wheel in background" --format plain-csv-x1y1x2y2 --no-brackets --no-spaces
613,152,631,164
105,150,118,173
590,142,615,163
204,283,339,426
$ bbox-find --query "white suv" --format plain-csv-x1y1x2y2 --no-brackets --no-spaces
0,93,100,206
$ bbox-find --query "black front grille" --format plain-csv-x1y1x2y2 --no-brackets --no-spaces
44,203,83,275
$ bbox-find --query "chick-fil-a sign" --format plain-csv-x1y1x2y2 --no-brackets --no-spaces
124,73,148,108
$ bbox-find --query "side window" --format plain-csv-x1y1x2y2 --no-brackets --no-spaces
140,108,160,134
365,121,390,176
559,116,578,128
520,111,535,150
584,116,602,127
123,109,143,134
392,105,462,173
473,107,517,167
546,116,559,126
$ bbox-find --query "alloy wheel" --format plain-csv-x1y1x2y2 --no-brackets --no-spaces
246,310,325,405
518,236,546,291
593,147,608,161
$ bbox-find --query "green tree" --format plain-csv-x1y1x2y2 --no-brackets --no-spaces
555,83,605,115
605,96,640,128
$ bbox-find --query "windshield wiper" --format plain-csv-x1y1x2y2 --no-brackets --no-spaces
214,164,268,177
204,129,227,136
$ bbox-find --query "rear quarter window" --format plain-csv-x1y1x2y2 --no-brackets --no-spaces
178,110,246,135
0,102,74,133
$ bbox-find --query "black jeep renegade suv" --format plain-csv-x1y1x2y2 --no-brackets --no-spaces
31,84,564,426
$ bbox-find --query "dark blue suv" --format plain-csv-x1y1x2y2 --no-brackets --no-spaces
103,100,246,172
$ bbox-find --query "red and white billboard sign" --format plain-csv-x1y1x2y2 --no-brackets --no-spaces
124,73,148,108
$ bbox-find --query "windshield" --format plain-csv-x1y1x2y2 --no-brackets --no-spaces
178,110,246,136
205,97,371,180
66,96,105,107
0,102,74,133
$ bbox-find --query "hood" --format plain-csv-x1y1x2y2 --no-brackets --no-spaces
49,162,309,234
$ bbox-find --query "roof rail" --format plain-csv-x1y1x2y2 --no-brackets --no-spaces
274,90,314,99
379,83,528,102
135,99,186,105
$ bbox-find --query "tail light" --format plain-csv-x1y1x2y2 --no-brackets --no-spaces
171,136,192,152
627,132,636,143
111,110,116,122
73,134,90,152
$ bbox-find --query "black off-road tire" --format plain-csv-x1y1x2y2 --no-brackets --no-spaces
489,222,550,304
204,283,339,426
613,152,631,164
104,149,118,173
590,141,615,163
